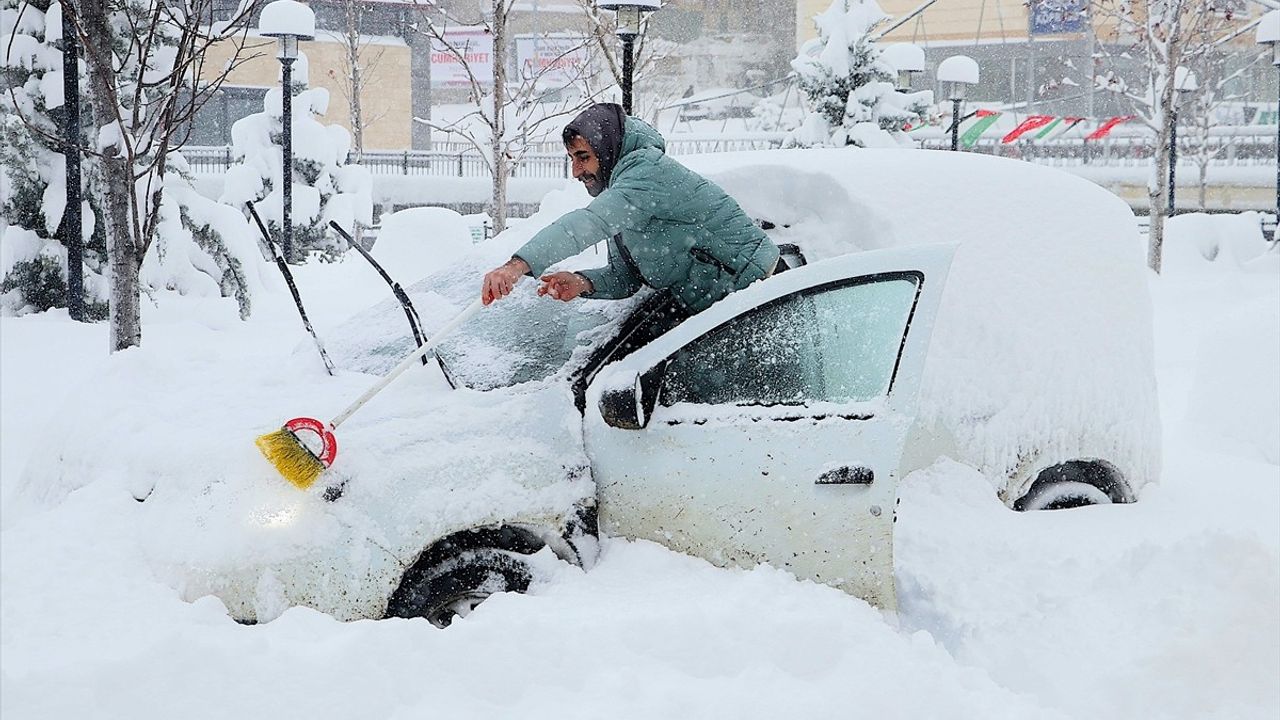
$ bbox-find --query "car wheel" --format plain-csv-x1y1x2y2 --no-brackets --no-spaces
1016,479,1113,511
388,548,532,628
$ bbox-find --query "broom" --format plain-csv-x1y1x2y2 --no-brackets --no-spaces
256,297,484,489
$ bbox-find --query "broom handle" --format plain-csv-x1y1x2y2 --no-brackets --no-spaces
329,297,485,429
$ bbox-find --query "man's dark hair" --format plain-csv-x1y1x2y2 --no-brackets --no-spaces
562,127,583,147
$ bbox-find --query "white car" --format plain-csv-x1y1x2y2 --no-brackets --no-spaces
323,148,1159,617
21,149,1158,624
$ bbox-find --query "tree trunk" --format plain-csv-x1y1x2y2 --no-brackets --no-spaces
1197,156,1208,210
490,0,508,234
80,0,141,350
1148,115,1173,273
344,0,364,163
343,0,365,248
1147,53,1181,274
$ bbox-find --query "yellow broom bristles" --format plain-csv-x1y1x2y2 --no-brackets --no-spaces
255,428,326,490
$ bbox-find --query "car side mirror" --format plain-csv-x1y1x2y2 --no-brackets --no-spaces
598,364,664,430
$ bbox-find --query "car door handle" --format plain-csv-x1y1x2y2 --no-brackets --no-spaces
816,466,874,485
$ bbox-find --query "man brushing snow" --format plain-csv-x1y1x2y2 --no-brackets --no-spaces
481,103,780,313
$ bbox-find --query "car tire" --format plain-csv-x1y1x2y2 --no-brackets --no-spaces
389,548,532,628
1016,479,1113,511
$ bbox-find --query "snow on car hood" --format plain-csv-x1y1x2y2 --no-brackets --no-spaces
14,320,592,621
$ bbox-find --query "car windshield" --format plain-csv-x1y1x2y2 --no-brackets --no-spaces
435,290,637,390
326,250,648,390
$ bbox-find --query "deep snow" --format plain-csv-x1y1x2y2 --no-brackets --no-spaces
1,204,1277,718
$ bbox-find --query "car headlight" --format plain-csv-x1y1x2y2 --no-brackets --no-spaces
249,504,301,529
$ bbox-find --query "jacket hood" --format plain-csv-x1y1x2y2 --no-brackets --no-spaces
563,103,627,191
562,104,667,193
620,116,666,158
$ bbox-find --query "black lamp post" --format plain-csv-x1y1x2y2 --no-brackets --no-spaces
1257,10,1280,229
259,0,315,264
1168,67,1197,217
937,55,979,152
596,1,659,115
61,1,83,321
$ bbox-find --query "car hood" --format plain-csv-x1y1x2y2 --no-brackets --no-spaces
16,335,592,622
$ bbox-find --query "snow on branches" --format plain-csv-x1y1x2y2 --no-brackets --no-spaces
220,56,372,263
788,0,931,148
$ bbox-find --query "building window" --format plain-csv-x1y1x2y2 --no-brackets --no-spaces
186,86,270,146
311,1,407,37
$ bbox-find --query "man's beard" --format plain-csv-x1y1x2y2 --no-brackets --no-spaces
580,174,604,197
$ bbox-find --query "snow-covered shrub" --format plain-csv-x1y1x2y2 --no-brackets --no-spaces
788,0,931,148
219,53,372,263
139,157,273,319
0,0,108,316
1163,212,1275,272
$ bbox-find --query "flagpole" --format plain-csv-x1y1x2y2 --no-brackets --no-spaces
952,97,961,151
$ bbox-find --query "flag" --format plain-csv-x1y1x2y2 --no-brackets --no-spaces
959,110,1001,148
1035,116,1085,140
1085,115,1135,140
1002,115,1056,143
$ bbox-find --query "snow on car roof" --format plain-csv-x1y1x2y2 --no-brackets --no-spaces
682,149,1159,492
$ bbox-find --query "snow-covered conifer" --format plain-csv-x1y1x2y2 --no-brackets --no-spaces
0,0,107,317
220,53,372,263
788,0,931,148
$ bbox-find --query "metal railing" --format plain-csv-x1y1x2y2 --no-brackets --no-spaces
181,126,1276,179
914,124,1277,168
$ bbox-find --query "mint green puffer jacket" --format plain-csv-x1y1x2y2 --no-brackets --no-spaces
514,118,779,313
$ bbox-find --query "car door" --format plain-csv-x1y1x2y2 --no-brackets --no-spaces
583,245,954,609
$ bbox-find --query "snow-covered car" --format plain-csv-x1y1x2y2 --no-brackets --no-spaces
17,148,1157,625
324,148,1159,614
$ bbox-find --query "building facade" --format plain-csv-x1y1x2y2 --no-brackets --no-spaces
796,0,1277,119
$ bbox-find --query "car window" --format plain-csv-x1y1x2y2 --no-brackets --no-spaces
659,274,920,407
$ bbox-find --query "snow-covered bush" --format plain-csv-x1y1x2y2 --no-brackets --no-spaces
219,53,372,263
139,156,274,319
788,0,931,148
1163,212,1276,272
0,0,108,317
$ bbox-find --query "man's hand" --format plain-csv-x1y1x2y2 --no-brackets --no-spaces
537,272,593,302
481,257,531,305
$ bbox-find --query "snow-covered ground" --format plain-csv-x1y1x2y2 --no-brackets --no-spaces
1,212,1277,718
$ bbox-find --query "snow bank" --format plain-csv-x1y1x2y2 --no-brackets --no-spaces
1164,211,1274,272
1,188,1277,719
370,206,474,284
1188,297,1280,463
897,457,1279,720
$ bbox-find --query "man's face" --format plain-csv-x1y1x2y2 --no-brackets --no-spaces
566,136,603,196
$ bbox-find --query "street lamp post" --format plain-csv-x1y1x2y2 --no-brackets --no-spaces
937,55,979,151
1256,10,1280,229
596,1,659,115
882,43,925,93
61,1,84,321
259,0,315,264
1168,67,1197,217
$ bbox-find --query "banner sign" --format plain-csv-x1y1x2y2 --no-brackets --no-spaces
514,35,592,87
1002,115,1056,143
1028,0,1089,35
431,27,493,88
960,109,1001,148
1085,115,1135,140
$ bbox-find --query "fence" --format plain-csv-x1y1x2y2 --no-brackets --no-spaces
181,126,1276,179
916,126,1277,168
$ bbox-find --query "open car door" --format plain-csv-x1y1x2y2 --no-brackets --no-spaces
584,245,954,609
